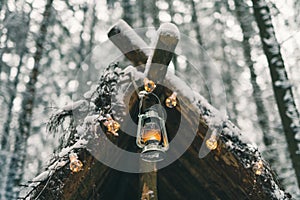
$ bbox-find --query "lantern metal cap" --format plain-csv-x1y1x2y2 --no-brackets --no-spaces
141,143,165,162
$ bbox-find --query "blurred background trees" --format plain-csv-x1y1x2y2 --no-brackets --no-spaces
0,0,299,198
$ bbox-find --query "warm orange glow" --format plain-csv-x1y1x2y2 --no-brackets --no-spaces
104,117,120,136
142,129,162,143
253,160,264,175
144,78,156,92
206,135,218,150
69,154,83,173
165,92,177,108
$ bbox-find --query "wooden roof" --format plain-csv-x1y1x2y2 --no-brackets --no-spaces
26,20,290,200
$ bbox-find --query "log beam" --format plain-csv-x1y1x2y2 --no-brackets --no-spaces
145,23,179,83
138,22,179,200
108,19,149,68
139,162,158,200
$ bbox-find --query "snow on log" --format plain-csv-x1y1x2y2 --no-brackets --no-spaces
145,23,179,83
108,19,149,67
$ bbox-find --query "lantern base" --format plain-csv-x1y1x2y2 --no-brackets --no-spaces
141,144,165,162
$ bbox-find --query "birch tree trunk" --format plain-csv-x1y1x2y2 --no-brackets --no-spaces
252,0,300,189
5,0,54,198
234,0,272,150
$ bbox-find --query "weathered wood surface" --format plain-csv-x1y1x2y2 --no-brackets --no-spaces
137,22,179,200
139,162,158,200
30,21,291,199
108,19,149,68
145,23,179,83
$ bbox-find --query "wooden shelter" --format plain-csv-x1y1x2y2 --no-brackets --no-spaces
25,20,291,200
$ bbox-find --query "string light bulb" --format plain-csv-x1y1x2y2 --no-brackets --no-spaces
165,92,177,108
253,160,264,175
103,115,120,136
69,153,83,173
144,78,156,92
206,135,218,150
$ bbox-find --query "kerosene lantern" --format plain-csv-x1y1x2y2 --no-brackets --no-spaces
136,91,169,162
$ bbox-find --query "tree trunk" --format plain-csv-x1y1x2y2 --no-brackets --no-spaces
214,1,239,124
76,4,88,70
220,36,239,124
190,0,203,46
151,0,159,28
138,0,146,27
5,0,53,198
252,0,300,189
190,0,211,100
234,0,272,150
122,0,132,26
167,0,178,74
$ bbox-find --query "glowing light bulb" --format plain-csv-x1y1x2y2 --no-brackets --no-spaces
253,160,264,175
206,135,218,150
69,153,83,173
104,116,120,136
165,92,177,108
144,78,156,92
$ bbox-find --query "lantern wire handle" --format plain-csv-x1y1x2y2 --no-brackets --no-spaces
138,91,161,113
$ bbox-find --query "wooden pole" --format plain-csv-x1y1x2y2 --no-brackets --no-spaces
138,22,179,200
145,23,179,83
139,162,158,200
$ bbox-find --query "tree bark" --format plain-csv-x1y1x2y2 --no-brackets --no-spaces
252,0,300,189
234,0,272,147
